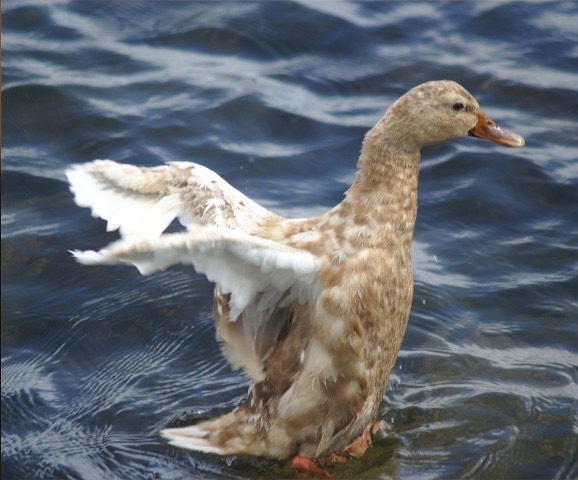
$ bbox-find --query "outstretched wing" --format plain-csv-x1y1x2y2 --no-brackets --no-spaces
72,227,321,380
66,160,282,240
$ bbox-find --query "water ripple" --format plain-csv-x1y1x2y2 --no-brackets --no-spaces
3,1,577,479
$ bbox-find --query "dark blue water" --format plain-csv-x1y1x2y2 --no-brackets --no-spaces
2,1,577,479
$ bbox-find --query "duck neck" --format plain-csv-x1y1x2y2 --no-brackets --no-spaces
338,130,421,244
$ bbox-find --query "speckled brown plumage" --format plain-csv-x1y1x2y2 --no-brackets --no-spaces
66,80,524,461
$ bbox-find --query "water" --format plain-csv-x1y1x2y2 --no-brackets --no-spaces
2,1,577,479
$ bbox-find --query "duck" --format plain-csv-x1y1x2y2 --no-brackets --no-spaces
66,80,524,470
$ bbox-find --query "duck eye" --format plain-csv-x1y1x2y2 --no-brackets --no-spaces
452,102,464,111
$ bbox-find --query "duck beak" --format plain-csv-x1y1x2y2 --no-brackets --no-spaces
468,110,525,147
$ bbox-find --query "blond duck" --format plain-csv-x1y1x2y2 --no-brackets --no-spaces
66,80,524,465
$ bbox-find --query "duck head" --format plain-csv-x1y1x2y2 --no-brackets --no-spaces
374,80,525,151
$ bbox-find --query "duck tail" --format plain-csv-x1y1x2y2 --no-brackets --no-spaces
160,409,269,457
161,423,228,455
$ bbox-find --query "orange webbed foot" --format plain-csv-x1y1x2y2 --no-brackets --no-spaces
290,421,391,478
344,420,391,459
291,454,332,479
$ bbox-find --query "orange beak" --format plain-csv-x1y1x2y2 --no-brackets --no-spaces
468,110,525,147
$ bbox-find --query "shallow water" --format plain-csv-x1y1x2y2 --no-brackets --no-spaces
2,1,577,479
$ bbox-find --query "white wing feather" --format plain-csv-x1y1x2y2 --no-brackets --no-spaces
66,160,280,241
72,226,321,322
66,161,182,240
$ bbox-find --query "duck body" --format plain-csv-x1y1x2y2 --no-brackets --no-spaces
210,168,418,458
66,81,524,460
